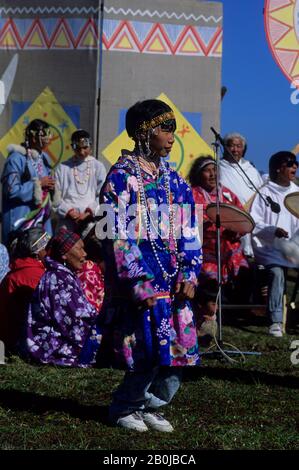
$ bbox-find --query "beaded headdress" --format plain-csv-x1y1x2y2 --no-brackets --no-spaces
137,111,176,133
73,137,91,148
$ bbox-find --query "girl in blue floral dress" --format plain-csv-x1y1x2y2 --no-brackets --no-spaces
98,99,202,432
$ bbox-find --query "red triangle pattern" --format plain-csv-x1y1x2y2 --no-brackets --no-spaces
269,0,293,13
265,0,298,84
269,17,290,44
0,18,222,56
276,49,298,74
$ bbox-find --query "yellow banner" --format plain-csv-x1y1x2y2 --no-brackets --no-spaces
102,92,213,178
0,87,77,168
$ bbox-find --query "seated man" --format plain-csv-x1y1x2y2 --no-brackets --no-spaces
219,132,264,257
250,151,299,337
219,133,264,206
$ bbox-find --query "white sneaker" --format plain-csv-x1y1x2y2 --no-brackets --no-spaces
115,412,148,432
269,323,283,338
142,412,174,432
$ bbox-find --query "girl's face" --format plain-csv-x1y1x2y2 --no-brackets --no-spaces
149,123,176,158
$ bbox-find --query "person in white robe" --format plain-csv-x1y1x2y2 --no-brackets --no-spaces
53,130,107,232
250,151,299,337
219,133,264,257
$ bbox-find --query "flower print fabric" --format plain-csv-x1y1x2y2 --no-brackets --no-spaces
192,184,249,283
25,257,101,367
98,151,202,372
77,260,105,313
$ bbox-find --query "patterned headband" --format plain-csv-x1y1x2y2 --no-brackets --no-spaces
138,111,176,132
31,232,52,254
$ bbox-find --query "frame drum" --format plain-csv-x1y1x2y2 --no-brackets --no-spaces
284,192,299,219
206,203,255,235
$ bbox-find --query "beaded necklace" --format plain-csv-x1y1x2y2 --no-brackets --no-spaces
73,157,91,195
132,154,179,282
27,149,44,177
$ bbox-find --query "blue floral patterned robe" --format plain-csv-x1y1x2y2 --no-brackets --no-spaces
98,151,202,372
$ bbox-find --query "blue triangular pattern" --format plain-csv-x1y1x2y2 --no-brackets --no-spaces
12,19,34,39
195,26,217,46
41,18,60,40
0,18,9,33
65,18,87,40
103,19,120,41
130,21,153,43
163,23,185,45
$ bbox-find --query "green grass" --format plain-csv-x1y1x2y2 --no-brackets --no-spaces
0,319,298,450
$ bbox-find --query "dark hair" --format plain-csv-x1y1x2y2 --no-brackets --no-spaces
71,129,91,143
188,155,215,187
125,99,173,139
25,119,49,145
269,151,296,181
14,226,45,258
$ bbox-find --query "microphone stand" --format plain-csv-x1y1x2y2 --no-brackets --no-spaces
200,130,262,363
95,0,105,160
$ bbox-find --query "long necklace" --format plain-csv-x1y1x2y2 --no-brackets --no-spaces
27,150,43,177
132,154,179,282
201,186,223,204
73,157,91,196
73,158,91,184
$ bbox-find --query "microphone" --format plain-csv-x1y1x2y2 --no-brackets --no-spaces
221,86,227,101
210,127,225,146
266,196,281,214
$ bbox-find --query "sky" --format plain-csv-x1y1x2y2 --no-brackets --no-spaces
214,0,299,172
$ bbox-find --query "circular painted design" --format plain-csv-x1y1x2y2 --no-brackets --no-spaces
264,0,299,85
44,124,64,168
295,0,299,40
164,134,184,173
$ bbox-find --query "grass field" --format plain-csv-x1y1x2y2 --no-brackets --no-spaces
0,313,298,451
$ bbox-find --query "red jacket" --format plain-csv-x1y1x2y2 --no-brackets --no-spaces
0,257,45,350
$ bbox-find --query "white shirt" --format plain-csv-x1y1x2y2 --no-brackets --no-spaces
220,158,264,206
53,155,107,224
250,181,299,267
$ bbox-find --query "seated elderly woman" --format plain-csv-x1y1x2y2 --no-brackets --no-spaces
0,227,50,352
188,156,250,302
22,228,101,367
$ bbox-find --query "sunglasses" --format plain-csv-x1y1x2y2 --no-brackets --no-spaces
285,159,298,168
